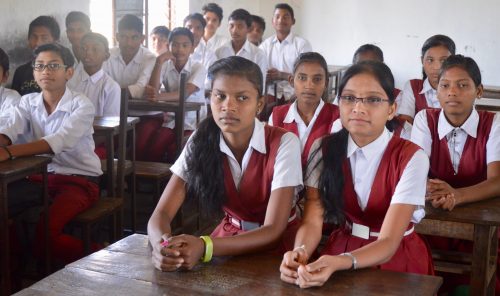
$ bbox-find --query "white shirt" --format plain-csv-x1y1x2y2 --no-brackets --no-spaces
201,34,230,52
67,68,121,117
171,118,303,192
305,128,428,223
411,109,500,173
268,100,325,151
216,39,268,83
330,118,413,141
397,78,440,118
159,58,207,130
0,88,102,176
260,32,312,99
191,41,218,71
0,86,21,125
103,47,156,99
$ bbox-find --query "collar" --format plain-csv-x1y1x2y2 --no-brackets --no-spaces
272,32,295,44
166,58,194,75
420,78,436,94
112,46,145,65
219,118,267,157
35,87,74,114
283,100,325,124
347,127,392,159
81,68,104,84
437,109,479,139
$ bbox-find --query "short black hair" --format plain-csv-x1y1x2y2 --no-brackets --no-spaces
202,3,223,22
150,26,170,39
274,3,294,19
81,32,109,54
439,54,482,87
168,27,194,45
29,15,61,41
33,43,75,68
250,15,266,32
0,47,9,74
208,56,263,97
65,11,91,30
353,44,384,64
118,14,143,34
229,9,252,28
184,13,207,28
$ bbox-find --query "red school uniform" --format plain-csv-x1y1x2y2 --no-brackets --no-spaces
321,136,434,275
410,79,434,114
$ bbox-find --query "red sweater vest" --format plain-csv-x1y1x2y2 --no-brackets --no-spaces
410,79,431,114
426,109,495,188
272,103,339,166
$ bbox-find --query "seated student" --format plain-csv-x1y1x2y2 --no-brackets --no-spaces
150,26,170,56
410,55,500,293
268,52,339,167
0,43,102,264
201,3,229,52
12,15,60,95
397,35,456,124
184,13,217,71
260,3,312,103
141,28,206,162
65,11,91,65
103,14,156,99
248,15,266,46
215,9,267,82
148,56,302,271
280,61,433,289
0,48,21,125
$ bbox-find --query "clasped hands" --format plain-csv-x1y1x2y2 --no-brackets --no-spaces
151,233,204,271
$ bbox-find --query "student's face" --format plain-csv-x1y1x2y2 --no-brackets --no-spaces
291,62,327,105
339,73,396,145
33,51,73,92
150,34,168,55
422,45,451,89
170,35,193,64
354,52,382,64
210,74,264,136
0,67,7,84
81,38,109,69
66,21,90,46
116,29,144,58
247,22,264,46
185,19,204,46
437,66,482,120
204,12,221,34
272,9,295,34
28,26,55,50
229,19,249,44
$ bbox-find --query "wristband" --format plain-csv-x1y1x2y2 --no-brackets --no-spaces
340,252,357,270
199,236,213,263
1,146,13,160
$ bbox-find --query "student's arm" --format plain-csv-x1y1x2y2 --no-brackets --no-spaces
102,80,121,117
147,51,174,94
154,62,206,102
153,83,199,102
409,110,432,156
396,80,417,124
0,140,52,161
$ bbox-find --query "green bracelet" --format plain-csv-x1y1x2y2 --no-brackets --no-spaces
199,236,213,263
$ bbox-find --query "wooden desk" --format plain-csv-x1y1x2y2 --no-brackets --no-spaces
475,98,500,112
15,234,442,295
128,99,203,157
0,156,51,296
483,85,500,99
327,65,349,101
416,198,500,295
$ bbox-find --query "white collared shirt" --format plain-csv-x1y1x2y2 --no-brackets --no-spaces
201,34,230,52
159,58,207,130
411,109,500,173
191,41,218,71
171,118,303,191
0,86,21,125
215,39,268,81
330,118,413,141
268,100,325,151
102,47,156,99
305,128,428,223
67,68,121,117
397,78,440,118
0,88,102,176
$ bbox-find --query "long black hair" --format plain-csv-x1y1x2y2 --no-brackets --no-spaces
421,34,456,80
184,56,263,217
308,61,396,224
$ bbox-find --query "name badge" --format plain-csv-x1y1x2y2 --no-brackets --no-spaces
352,222,370,239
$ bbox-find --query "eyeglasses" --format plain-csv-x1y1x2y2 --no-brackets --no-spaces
338,95,390,107
32,63,67,72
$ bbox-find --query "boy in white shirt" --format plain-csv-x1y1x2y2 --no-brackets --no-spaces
149,26,170,56
0,48,21,125
201,3,229,52
184,13,217,71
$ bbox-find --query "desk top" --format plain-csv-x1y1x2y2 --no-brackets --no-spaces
20,234,440,296
0,156,51,178
128,99,203,113
425,197,500,226
475,97,500,112
93,116,140,130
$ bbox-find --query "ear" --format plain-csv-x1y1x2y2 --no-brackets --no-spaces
476,84,484,99
388,102,397,121
0,71,8,83
257,95,265,112
288,74,294,86
292,18,296,25
140,35,146,44
65,67,74,81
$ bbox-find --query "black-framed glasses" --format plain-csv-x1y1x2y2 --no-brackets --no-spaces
338,95,390,107
32,63,67,72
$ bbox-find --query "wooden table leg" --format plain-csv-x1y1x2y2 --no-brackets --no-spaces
0,182,10,296
42,167,50,276
471,225,497,295
106,133,115,196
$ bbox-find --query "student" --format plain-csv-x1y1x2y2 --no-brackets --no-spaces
215,9,267,83
260,3,312,102
150,25,170,56
0,43,102,263
65,11,91,64
103,14,156,99
184,13,217,71
397,35,456,124
0,48,21,125
248,15,266,46
12,15,60,95
68,32,120,117
141,28,206,162
280,61,433,289
148,56,302,271
201,3,229,52
269,52,339,167
411,55,500,292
